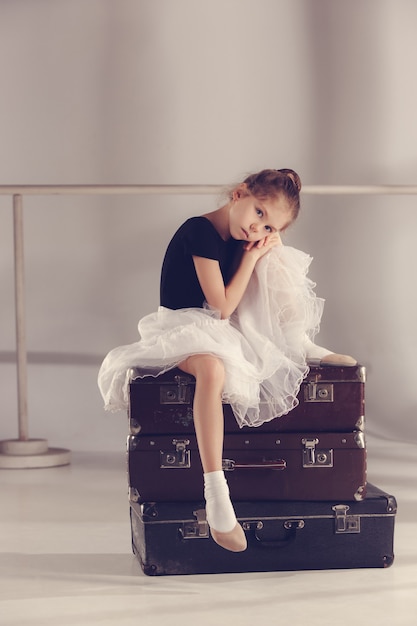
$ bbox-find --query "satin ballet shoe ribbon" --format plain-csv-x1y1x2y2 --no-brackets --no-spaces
210,523,247,552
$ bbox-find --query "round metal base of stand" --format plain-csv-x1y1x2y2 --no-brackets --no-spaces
0,439,71,468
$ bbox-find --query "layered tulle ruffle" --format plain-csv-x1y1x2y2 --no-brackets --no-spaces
97,245,324,427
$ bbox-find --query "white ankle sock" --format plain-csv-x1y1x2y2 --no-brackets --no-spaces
204,471,237,533
304,337,332,362
304,337,357,366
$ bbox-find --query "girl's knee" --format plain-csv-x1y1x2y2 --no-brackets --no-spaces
200,355,225,385
182,354,225,387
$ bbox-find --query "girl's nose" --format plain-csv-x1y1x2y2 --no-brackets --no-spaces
250,223,258,232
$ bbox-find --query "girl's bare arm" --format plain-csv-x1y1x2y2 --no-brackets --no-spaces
193,234,281,319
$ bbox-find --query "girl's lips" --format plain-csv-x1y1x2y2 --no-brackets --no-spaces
242,228,249,239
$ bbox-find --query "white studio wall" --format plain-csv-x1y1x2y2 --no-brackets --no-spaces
0,0,416,451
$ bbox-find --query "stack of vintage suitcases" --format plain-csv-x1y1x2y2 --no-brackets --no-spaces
127,364,397,576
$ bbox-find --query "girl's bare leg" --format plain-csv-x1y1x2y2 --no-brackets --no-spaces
178,354,247,552
179,354,224,472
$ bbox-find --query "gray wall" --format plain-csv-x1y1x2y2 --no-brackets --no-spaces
1,0,416,451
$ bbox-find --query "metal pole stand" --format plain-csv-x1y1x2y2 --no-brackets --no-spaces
0,195,70,469
0,439,71,469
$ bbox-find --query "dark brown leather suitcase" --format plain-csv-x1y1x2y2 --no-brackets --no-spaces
130,483,396,576
128,364,365,435
127,430,367,502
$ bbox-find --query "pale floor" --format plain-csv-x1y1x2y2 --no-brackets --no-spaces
0,435,416,626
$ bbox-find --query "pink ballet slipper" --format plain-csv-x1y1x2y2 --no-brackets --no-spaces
319,353,357,367
210,522,247,552
305,338,357,367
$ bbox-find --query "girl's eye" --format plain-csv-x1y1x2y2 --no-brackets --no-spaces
264,225,272,233
256,208,263,217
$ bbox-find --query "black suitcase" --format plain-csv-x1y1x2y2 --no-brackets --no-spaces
127,430,367,502
130,483,396,576
128,365,365,435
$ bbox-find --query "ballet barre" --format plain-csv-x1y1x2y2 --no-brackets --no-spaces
1,184,417,195
1,183,417,468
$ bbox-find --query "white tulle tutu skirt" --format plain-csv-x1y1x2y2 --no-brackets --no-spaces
98,245,325,428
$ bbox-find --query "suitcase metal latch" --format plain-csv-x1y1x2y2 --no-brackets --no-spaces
160,439,191,468
302,438,333,467
332,504,361,534
180,509,209,539
304,382,334,403
160,376,191,404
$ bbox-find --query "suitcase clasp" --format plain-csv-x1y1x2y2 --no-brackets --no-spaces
180,509,209,539
160,439,191,468
304,382,334,403
332,504,361,534
302,438,333,468
160,376,192,404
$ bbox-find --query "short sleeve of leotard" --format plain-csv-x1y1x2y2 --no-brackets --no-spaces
181,217,224,260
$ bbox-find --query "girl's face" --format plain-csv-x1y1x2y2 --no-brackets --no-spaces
229,186,292,242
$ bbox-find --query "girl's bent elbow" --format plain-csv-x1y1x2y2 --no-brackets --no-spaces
220,306,235,320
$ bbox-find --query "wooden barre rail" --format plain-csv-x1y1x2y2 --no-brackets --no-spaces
1,184,417,195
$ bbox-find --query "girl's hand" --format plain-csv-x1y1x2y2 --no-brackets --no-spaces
243,233,282,259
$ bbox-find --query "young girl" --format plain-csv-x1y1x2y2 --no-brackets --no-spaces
98,168,356,553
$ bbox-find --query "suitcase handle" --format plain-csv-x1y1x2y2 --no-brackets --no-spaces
222,459,286,471
245,519,304,549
